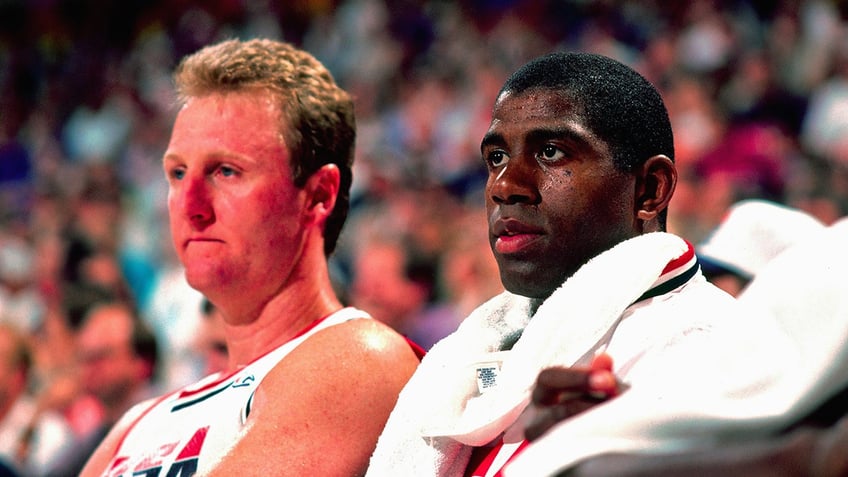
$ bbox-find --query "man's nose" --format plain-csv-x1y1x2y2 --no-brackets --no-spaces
488,157,541,205
177,173,214,227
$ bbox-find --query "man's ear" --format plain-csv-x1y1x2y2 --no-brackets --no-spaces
634,155,676,227
304,164,340,225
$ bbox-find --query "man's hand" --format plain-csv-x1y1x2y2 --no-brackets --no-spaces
525,354,622,441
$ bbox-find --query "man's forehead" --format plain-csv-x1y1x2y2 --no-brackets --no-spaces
492,88,583,120
486,90,588,136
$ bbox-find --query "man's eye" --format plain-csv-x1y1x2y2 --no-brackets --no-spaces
219,166,236,177
487,151,510,168
539,145,565,162
169,168,185,180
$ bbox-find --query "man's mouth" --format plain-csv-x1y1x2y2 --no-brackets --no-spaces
492,218,544,254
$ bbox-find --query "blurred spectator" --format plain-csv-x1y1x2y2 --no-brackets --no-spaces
693,123,791,215
409,211,503,350
140,255,205,393
0,234,45,334
193,298,228,377
45,300,159,476
675,0,735,75
0,98,32,220
67,172,124,250
662,73,727,242
800,15,848,168
60,83,132,167
348,236,434,338
0,323,73,476
718,49,809,136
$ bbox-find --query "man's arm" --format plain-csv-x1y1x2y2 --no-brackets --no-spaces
203,318,419,476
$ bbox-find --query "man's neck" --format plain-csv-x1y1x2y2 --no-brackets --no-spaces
222,281,343,369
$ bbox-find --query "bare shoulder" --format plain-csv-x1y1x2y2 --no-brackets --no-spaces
251,316,421,423
205,317,419,475
263,317,420,392
309,317,421,360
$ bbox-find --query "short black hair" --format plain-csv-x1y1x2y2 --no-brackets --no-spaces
499,51,674,172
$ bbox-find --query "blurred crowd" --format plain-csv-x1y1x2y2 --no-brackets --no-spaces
1,0,848,474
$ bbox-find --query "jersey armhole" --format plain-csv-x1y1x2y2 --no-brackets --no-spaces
405,336,427,361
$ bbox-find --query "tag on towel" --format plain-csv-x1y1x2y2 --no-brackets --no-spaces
476,362,501,394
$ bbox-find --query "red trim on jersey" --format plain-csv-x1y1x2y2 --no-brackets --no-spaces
405,337,427,360
467,438,531,477
290,313,331,340
660,240,695,276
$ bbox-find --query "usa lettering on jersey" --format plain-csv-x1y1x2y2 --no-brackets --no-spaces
103,426,209,477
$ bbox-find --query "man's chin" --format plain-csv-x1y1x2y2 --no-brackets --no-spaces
501,272,558,299
183,268,217,293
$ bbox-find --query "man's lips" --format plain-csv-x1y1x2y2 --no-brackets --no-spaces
491,218,544,255
183,237,223,248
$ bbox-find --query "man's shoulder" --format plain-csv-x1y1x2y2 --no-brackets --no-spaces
306,317,422,359
258,315,420,384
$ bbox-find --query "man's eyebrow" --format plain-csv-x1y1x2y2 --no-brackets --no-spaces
525,126,593,147
480,131,504,150
162,150,258,164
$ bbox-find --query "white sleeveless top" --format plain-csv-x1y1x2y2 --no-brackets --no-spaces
99,307,369,477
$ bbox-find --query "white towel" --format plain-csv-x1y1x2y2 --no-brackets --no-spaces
367,232,690,476
504,218,848,477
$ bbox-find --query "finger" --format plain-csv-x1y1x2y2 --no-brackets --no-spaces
588,370,618,396
589,353,614,372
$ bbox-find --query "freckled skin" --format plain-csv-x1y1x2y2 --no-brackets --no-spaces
482,89,639,298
